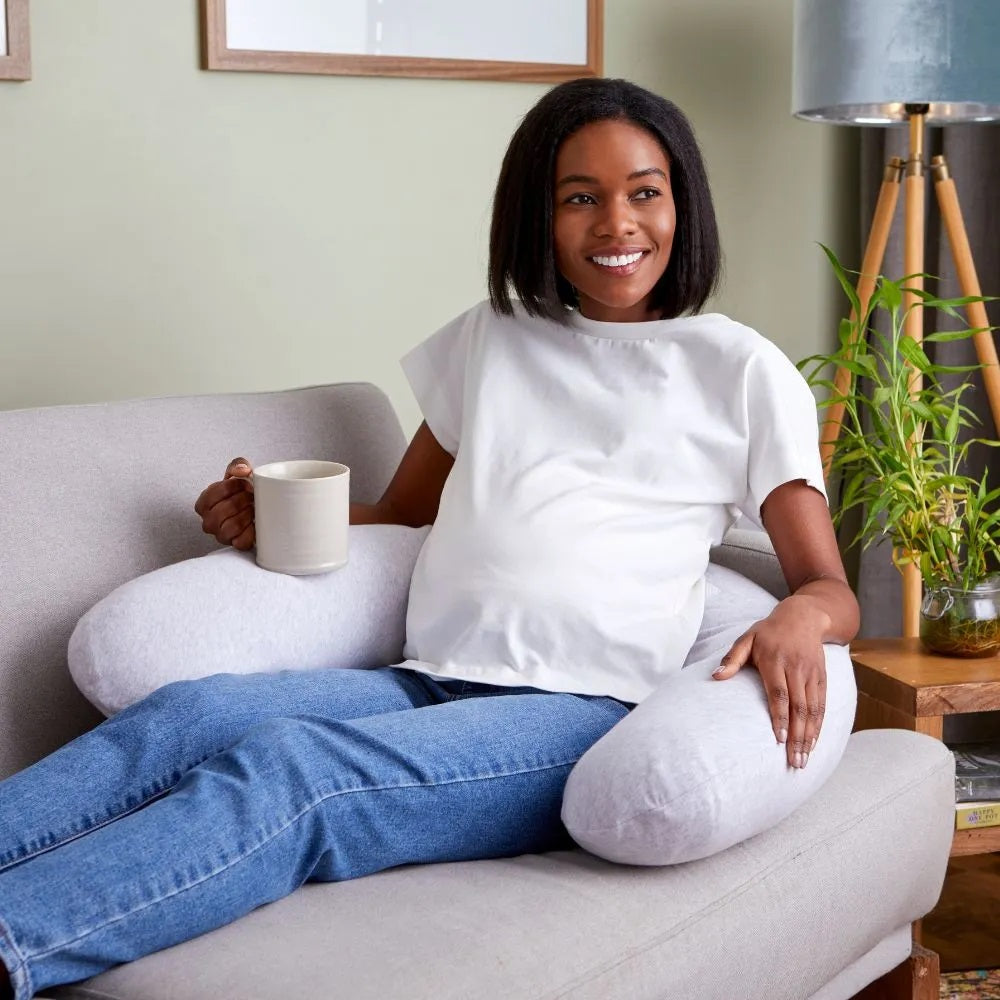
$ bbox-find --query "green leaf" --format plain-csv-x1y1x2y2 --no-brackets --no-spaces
867,492,894,520
837,317,857,352
921,294,996,311
871,386,893,408
881,278,903,313
898,335,932,373
836,357,880,378
929,363,986,376
924,328,987,344
820,244,862,318
945,401,961,444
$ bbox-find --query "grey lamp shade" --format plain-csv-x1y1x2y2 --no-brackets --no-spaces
792,0,1000,125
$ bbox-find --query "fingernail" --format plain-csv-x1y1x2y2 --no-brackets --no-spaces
802,752,810,768
777,728,788,744
234,463,249,471
810,737,817,752
795,752,804,768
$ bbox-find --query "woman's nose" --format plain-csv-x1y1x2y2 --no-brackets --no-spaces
595,197,637,237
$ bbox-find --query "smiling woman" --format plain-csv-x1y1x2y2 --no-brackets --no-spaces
0,0,30,82
553,120,677,322
488,78,721,322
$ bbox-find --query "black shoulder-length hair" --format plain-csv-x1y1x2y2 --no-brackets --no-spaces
488,77,722,323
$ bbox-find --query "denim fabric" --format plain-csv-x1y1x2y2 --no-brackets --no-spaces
0,665,631,1000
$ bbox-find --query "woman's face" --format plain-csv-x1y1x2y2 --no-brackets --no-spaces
553,119,676,323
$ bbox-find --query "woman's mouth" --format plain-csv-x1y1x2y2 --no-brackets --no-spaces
588,250,648,275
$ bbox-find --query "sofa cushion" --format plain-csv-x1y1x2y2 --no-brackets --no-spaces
44,729,954,1000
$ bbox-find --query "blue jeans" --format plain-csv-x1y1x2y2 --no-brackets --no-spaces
0,666,632,999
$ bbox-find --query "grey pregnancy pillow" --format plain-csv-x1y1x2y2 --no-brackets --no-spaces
561,563,857,866
68,524,431,716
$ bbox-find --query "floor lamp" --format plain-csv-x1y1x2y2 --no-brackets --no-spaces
792,0,1000,637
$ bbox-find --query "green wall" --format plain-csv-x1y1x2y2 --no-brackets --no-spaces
0,1,856,433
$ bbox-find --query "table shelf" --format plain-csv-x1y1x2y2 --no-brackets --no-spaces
850,637,1000,859
951,825,1000,857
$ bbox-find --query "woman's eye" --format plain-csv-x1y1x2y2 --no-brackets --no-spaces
566,193,597,205
633,188,661,201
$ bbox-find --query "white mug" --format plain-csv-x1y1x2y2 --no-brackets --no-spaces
252,460,350,575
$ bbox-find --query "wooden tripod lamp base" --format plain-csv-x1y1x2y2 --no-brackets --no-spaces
792,0,1000,638
822,109,1000,638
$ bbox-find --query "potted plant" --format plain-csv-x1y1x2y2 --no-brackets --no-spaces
799,246,1000,656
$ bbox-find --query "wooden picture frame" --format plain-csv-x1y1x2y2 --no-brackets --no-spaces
0,0,30,82
201,0,602,83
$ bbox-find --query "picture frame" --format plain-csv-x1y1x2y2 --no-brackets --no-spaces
201,0,602,83
0,0,30,82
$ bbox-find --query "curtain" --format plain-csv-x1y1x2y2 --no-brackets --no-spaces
851,124,1000,638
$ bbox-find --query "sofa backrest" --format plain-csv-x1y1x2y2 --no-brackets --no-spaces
0,383,406,779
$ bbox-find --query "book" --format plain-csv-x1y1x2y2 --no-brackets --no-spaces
956,800,1000,830
950,742,1000,802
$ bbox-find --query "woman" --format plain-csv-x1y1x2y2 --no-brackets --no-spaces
0,78,857,999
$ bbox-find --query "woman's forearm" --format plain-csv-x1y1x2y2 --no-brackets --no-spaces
349,501,395,525
773,578,860,646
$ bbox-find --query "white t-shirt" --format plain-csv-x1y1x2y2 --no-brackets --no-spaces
399,301,826,705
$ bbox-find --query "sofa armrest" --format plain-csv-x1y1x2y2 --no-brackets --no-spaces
709,528,789,600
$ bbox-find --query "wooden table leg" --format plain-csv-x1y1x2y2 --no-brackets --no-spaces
852,943,940,1000
854,694,942,741
914,715,944,740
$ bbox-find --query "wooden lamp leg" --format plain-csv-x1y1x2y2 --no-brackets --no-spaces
901,112,927,639
932,155,1000,438
820,158,903,477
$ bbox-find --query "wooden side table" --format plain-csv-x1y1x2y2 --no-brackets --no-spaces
851,637,1000,858
851,637,1000,987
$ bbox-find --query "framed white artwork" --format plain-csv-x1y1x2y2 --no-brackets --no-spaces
201,0,602,82
0,0,30,82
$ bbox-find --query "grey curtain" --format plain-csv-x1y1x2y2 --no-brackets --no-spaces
852,124,1000,637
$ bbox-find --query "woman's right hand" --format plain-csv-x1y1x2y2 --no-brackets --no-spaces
194,457,255,550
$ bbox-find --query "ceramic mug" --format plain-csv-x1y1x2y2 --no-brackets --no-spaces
252,460,350,575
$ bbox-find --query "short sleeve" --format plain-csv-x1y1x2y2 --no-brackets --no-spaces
399,308,476,456
739,340,828,529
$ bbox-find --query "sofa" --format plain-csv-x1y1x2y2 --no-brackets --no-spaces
0,381,955,1000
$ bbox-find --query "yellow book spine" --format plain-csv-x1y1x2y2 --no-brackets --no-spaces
955,801,1000,830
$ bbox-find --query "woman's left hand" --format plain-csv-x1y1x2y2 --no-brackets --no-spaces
711,596,828,769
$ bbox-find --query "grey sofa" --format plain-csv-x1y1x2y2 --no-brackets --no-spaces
0,382,956,1000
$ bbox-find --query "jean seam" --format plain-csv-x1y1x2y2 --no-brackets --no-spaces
25,757,583,964
0,750,225,875
42,989,120,1000
0,907,33,1000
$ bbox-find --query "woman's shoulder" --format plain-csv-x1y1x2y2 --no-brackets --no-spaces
435,300,492,330
675,313,786,366
680,312,768,347
432,299,524,335
416,301,494,348
668,315,813,405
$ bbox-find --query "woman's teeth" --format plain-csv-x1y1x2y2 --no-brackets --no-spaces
591,252,643,267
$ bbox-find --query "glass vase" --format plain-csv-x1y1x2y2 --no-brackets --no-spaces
919,578,1000,658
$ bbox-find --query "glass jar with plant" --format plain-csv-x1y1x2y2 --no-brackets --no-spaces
799,246,1000,657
